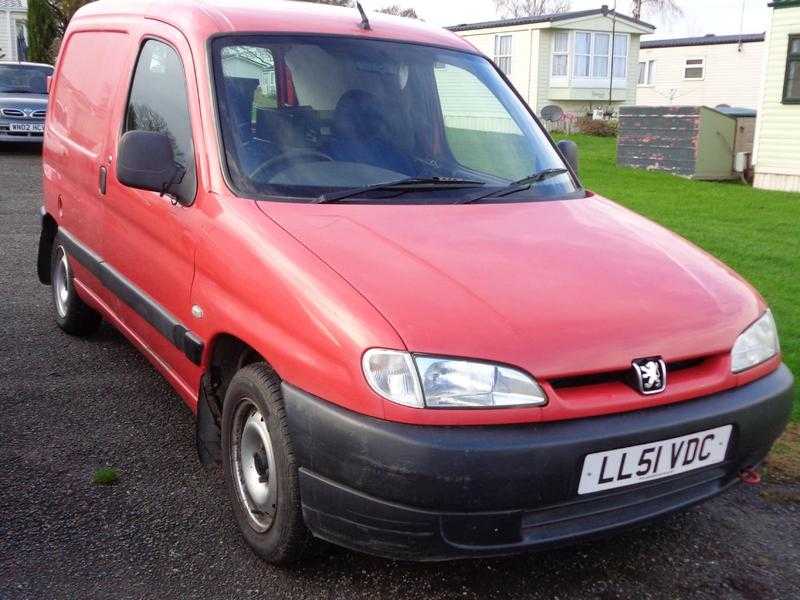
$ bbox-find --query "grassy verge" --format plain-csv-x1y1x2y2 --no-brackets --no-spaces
553,134,799,421
765,424,800,484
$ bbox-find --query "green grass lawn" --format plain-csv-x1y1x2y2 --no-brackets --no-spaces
554,134,799,420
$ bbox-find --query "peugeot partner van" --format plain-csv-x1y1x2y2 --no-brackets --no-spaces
38,0,793,563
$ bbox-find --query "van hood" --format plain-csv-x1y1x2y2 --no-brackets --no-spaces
260,196,762,379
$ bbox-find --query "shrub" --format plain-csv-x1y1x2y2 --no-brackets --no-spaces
577,117,619,137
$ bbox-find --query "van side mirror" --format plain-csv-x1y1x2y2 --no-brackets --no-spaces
117,130,185,201
557,140,579,174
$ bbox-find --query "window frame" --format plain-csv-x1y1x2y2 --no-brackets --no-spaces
683,57,705,80
572,30,629,80
120,36,198,204
637,59,655,86
591,32,611,78
494,34,513,76
573,31,592,78
551,31,570,79
783,34,800,104
612,33,628,79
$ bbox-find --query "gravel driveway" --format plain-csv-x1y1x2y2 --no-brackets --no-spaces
1,145,798,600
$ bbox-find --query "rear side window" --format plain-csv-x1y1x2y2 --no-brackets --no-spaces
124,39,196,201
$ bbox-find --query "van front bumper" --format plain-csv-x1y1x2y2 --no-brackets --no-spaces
283,365,794,561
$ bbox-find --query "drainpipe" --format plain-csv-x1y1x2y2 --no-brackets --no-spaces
603,2,618,117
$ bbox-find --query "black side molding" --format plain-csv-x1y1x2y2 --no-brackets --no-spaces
56,228,205,366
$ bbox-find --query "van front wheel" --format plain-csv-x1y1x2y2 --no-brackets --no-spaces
221,363,310,564
50,243,102,336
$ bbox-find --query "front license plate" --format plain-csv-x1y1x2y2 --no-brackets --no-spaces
9,123,44,133
578,425,732,495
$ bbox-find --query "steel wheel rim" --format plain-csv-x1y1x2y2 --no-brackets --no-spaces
53,246,70,319
232,398,277,532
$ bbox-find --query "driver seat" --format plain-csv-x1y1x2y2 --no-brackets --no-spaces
329,90,414,175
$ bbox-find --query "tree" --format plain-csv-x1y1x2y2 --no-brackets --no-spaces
631,0,683,21
27,1,95,63
294,0,419,19
378,5,420,19
28,0,59,63
293,0,353,5
493,0,570,18
44,0,96,36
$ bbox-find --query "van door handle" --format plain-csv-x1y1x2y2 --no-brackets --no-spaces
99,166,107,195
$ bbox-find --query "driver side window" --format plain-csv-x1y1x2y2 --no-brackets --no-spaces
125,39,196,201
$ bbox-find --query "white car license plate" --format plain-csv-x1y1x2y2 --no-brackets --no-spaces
578,425,732,495
9,123,44,133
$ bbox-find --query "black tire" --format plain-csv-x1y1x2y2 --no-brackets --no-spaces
221,363,311,564
50,241,102,337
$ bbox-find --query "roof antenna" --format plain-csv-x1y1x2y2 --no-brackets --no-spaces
356,2,372,31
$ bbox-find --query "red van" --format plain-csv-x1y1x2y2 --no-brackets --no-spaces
38,0,793,563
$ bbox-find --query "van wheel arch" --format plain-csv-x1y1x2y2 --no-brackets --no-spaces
196,334,274,465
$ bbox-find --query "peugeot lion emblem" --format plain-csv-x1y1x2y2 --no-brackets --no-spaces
632,357,667,395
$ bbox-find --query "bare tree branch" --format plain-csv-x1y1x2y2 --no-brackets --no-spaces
493,0,570,19
378,5,420,19
292,0,353,6
631,0,683,21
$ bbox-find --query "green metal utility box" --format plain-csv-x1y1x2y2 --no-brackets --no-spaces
617,106,738,180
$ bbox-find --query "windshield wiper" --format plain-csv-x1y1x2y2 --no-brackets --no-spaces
457,168,570,204
0,88,33,94
315,177,486,204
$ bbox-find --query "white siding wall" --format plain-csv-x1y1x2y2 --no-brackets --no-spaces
535,29,551,111
754,6,800,192
636,41,765,109
435,64,522,134
627,39,640,105
0,10,12,60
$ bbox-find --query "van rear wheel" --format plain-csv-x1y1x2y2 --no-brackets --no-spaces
51,243,102,336
221,363,311,564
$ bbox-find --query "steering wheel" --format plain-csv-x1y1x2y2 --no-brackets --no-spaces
249,149,334,181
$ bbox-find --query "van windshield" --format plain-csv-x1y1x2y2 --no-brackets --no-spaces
212,36,578,203
0,64,53,95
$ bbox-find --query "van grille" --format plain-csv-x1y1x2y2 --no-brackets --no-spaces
550,358,706,390
32,110,47,119
1,108,25,117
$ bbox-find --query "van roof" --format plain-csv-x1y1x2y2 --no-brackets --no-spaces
74,0,476,54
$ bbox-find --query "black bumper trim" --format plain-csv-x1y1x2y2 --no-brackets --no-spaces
283,365,794,560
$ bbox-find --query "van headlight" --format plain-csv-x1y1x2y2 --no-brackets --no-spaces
362,349,547,409
731,310,780,373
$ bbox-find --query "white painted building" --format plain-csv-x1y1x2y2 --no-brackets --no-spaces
0,0,27,62
753,0,800,193
636,33,766,110
449,7,655,117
